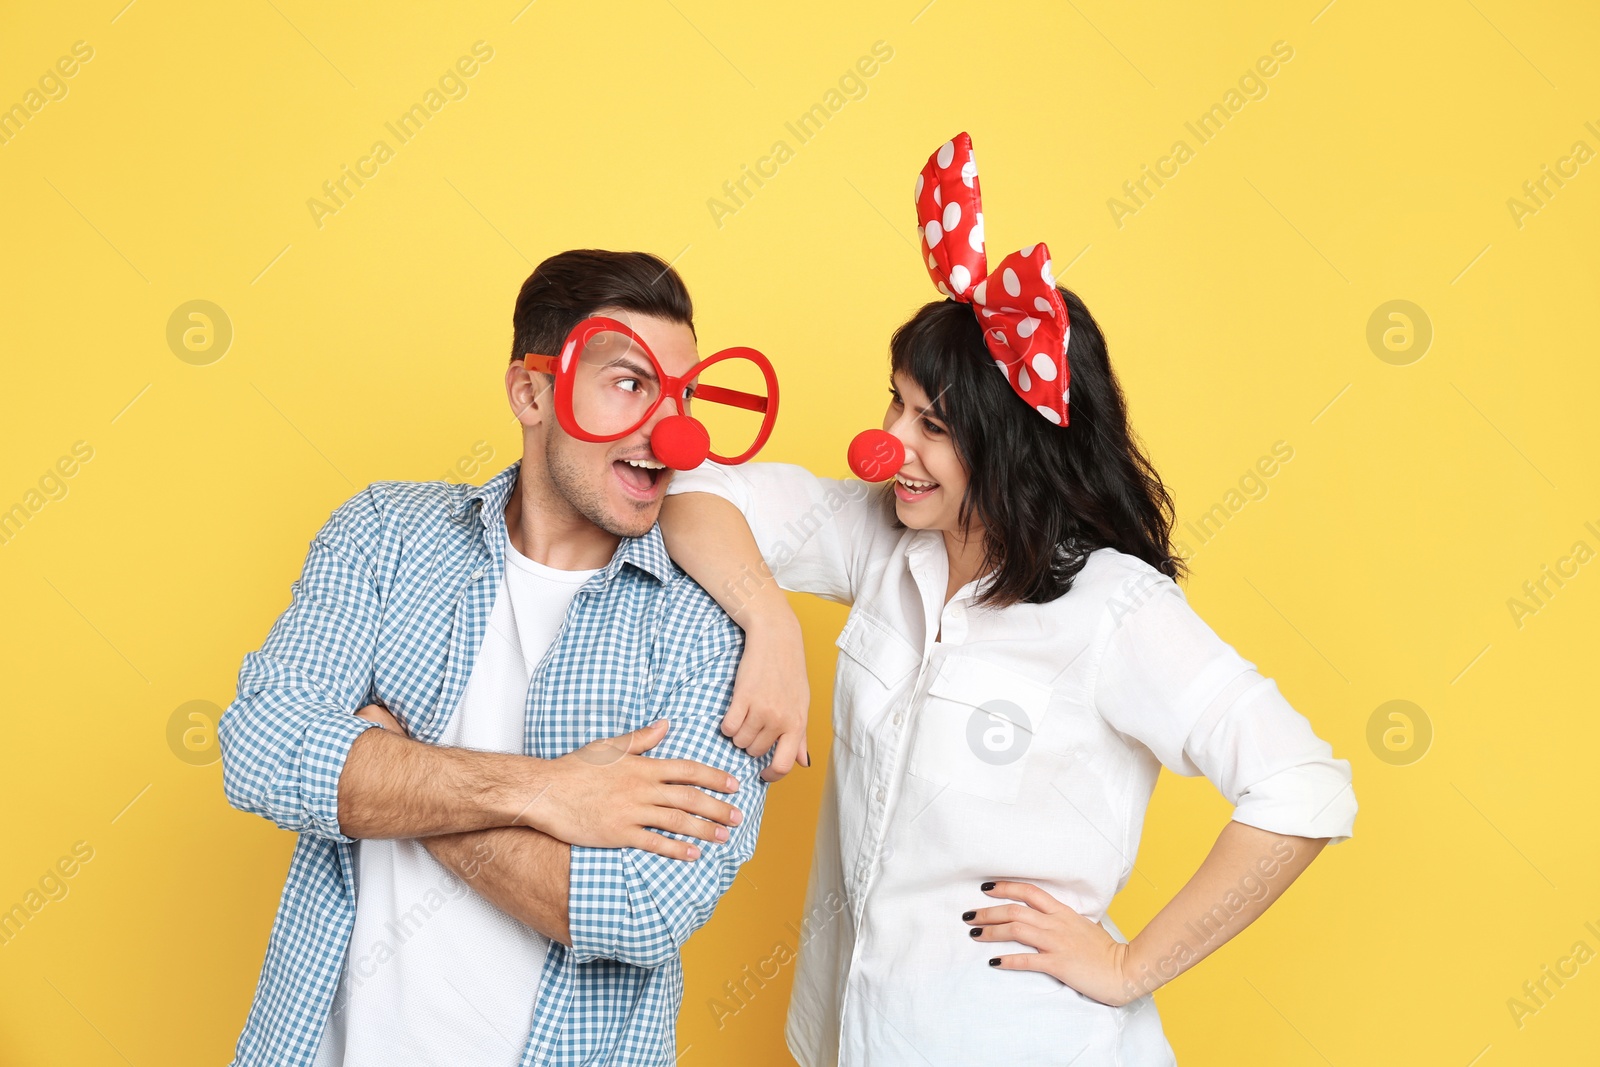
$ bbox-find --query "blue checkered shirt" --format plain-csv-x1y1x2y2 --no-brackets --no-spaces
219,460,769,1066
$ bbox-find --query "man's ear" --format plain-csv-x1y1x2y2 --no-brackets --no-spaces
506,361,553,429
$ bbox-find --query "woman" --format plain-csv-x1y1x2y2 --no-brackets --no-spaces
659,134,1356,1066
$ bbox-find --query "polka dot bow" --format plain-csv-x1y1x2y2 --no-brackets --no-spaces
915,132,1071,426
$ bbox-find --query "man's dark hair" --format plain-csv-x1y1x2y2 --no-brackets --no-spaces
510,249,695,365
889,287,1184,608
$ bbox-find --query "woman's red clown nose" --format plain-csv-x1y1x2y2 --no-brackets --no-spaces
847,429,905,482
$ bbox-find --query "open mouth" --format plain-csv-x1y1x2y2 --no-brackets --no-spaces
893,473,939,502
613,456,667,500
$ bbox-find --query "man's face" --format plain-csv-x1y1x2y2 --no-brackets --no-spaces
530,309,700,539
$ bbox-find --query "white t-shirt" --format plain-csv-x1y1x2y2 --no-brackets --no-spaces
314,530,599,1066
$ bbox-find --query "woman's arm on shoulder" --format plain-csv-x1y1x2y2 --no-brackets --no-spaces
663,460,886,605
662,461,886,782
660,487,809,780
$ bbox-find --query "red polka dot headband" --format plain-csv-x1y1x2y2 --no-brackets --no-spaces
915,132,1071,426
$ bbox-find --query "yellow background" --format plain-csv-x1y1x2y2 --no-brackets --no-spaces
2,0,1597,1063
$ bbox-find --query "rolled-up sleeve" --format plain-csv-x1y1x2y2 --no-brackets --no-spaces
1090,571,1357,845
666,460,888,606
217,487,386,843
566,619,772,968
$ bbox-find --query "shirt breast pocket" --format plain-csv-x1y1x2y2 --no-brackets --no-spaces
832,608,921,757
907,657,1053,804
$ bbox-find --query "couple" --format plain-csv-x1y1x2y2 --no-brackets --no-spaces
220,133,1357,1066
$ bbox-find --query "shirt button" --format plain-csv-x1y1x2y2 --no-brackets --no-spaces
470,566,485,581
875,788,886,803
892,712,904,726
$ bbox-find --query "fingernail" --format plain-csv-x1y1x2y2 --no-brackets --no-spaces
961,910,975,921
727,776,738,792
969,927,982,938
715,826,729,841
686,845,700,859
981,881,995,891
988,958,1001,967
651,718,667,728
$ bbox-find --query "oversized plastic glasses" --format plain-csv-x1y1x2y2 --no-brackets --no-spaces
522,316,779,471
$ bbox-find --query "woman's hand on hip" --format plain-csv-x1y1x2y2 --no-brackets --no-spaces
964,880,1137,1008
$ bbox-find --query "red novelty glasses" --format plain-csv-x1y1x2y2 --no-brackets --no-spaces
522,316,779,471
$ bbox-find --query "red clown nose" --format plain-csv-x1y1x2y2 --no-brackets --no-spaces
651,415,711,471
847,429,905,482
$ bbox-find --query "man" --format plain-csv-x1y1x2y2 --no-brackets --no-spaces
219,249,770,1066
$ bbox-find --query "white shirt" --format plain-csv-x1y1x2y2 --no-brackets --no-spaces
667,461,1358,1067
314,529,598,1067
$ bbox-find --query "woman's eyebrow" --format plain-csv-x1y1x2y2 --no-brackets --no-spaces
912,382,955,420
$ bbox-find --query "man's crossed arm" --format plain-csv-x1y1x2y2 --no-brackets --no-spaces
348,707,759,951
219,487,767,959
349,622,770,963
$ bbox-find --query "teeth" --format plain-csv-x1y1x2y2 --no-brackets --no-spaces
624,458,666,470
895,475,937,492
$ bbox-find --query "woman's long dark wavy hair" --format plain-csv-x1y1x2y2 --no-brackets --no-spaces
889,287,1184,608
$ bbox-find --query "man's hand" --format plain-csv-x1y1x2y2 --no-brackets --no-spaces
721,614,811,783
341,707,743,861
515,718,744,862
355,703,404,734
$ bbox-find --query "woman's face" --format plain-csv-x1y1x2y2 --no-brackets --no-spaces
883,370,971,535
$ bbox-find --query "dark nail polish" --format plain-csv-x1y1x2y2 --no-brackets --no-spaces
961,910,975,921
981,881,995,891
969,927,982,938
988,957,1001,967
